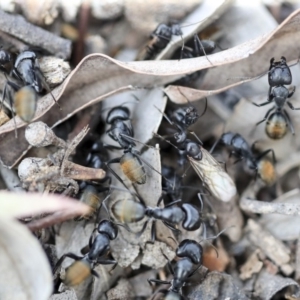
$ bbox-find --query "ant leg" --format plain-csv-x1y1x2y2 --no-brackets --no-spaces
252,100,273,107
106,157,130,190
288,86,296,98
209,137,221,154
97,259,117,265
164,199,182,208
188,131,203,145
197,193,203,212
255,107,275,126
256,148,276,163
103,143,123,150
34,64,61,110
160,248,174,275
148,279,171,286
154,105,174,126
283,109,295,135
188,264,202,278
162,221,181,234
135,219,150,237
145,220,156,245
193,34,213,65
287,101,300,110
91,270,99,278
53,253,83,274
101,191,112,219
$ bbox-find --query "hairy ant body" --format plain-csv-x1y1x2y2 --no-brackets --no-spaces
112,192,204,243
148,239,203,300
136,23,183,61
210,132,276,185
1,49,59,123
53,220,117,286
253,56,299,139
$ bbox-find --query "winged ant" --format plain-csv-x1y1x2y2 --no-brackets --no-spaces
155,97,237,202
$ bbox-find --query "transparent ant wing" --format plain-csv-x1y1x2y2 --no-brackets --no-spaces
188,147,237,202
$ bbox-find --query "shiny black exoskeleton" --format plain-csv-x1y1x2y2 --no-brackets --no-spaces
137,23,182,60
211,132,275,172
253,56,299,138
112,193,202,243
148,239,203,299
53,220,118,286
105,106,157,187
0,49,12,74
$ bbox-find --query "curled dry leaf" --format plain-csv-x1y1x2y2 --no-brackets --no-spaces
0,217,52,300
2,9,300,166
0,191,90,219
164,9,300,103
187,271,248,300
254,269,299,300
156,0,234,60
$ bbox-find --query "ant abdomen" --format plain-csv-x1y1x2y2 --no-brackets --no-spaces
257,159,276,186
14,86,37,122
65,260,91,286
266,112,288,139
112,199,145,223
120,152,146,184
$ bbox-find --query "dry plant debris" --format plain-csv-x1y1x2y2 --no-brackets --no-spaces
1,1,300,299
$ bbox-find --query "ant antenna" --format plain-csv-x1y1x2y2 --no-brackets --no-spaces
194,34,213,66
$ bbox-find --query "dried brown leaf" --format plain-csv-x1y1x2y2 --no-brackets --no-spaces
0,217,52,300
164,9,300,103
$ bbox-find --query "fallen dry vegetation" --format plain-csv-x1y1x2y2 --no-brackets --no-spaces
0,1,300,299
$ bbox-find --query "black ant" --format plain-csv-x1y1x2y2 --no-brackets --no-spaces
210,132,276,185
148,230,229,299
155,100,237,202
105,106,164,189
1,49,60,123
136,23,183,61
53,219,118,286
253,56,299,139
112,191,205,243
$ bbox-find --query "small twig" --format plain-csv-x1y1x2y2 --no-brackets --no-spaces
0,10,71,59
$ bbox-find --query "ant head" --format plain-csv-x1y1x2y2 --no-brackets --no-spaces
266,112,288,140
268,56,292,86
185,140,202,160
98,220,118,240
106,106,130,124
184,106,199,126
176,239,203,265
